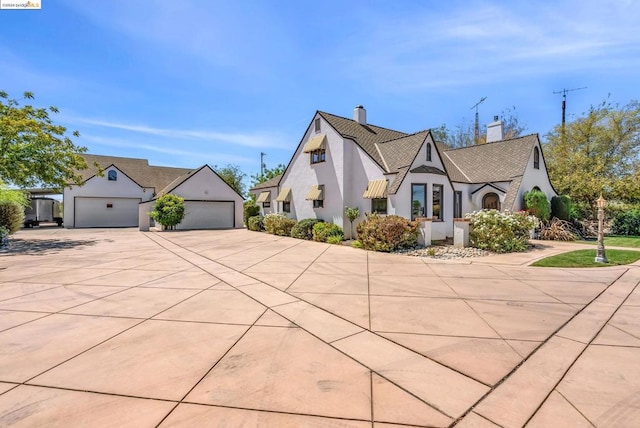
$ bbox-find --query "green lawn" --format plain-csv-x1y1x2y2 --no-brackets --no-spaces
579,235,640,248
532,249,640,268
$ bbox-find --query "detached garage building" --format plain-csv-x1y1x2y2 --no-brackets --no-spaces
139,165,244,231
64,154,243,229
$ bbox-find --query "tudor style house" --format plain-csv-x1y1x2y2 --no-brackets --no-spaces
250,106,557,240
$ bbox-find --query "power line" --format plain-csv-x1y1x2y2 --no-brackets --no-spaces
553,87,587,127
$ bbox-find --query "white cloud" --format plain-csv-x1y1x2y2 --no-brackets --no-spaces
69,116,289,149
338,1,640,91
81,134,255,165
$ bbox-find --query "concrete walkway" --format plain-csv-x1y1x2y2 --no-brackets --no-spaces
0,228,638,427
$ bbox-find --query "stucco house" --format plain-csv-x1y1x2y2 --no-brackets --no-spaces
250,106,556,239
64,154,243,229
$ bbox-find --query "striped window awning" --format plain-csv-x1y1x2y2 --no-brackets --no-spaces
275,187,292,202
362,179,388,199
302,134,327,153
305,184,324,200
256,191,270,203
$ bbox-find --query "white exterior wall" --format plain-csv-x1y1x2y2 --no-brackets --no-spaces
64,166,150,228
279,115,347,227
517,145,558,211
391,137,455,240
466,181,511,211
345,141,387,233
169,166,244,228
250,187,277,216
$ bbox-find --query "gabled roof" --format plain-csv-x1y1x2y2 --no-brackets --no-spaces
249,174,282,191
442,134,539,183
318,111,407,168
76,154,192,192
156,164,245,199
376,130,431,173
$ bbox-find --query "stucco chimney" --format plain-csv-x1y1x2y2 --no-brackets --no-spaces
354,105,366,125
486,115,503,143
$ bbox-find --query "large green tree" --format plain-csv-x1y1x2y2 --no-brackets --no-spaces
215,164,247,197
0,91,89,188
432,107,526,148
250,163,285,187
545,99,640,209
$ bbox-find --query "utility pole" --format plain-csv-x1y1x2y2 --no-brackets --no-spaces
470,97,487,144
260,152,266,177
553,87,587,127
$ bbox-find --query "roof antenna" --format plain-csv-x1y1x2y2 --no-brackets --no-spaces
553,87,587,128
470,97,487,145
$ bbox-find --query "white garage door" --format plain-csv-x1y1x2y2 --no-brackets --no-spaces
179,201,235,229
75,197,141,228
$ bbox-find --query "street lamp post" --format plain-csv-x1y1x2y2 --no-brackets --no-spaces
595,194,608,264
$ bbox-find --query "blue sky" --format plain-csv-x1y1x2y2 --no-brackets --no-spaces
1,0,639,183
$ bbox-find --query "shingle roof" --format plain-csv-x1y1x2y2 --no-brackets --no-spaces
77,154,192,192
249,174,282,191
318,111,407,168
503,175,524,211
376,130,430,173
442,134,538,183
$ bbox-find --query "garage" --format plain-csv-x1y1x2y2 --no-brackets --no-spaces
74,197,141,228
177,201,235,230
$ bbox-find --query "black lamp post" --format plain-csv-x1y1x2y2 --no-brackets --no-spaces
595,194,608,264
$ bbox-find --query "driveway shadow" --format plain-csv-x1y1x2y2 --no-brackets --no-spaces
0,237,99,256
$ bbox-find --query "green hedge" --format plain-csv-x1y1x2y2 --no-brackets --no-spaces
551,195,572,221
290,218,323,240
0,201,24,234
243,201,260,226
524,190,550,223
263,213,296,236
247,215,264,231
356,214,418,252
612,209,640,236
312,222,344,242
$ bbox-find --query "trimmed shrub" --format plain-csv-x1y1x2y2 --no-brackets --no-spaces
612,209,640,236
244,201,260,226
467,209,538,253
290,218,323,240
149,193,185,230
247,215,264,232
356,214,419,252
524,190,550,223
0,201,24,234
263,213,296,236
551,195,571,221
312,222,344,242
327,235,343,245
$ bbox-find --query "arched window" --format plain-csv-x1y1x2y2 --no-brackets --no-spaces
108,170,117,181
426,143,432,161
533,147,540,169
532,186,541,192
482,192,500,210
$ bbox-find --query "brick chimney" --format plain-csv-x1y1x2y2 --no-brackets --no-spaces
486,115,503,143
354,105,366,125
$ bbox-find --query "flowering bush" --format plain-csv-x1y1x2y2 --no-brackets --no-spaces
356,214,419,252
263,213,296,236
467,210,538,253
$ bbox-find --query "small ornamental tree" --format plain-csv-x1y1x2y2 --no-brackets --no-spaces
344,206,360,239
524,190,550,223
150,194,185,230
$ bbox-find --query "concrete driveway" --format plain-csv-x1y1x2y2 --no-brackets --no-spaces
0,228,638,427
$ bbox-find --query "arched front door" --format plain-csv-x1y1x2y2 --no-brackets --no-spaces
482,192,500,210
